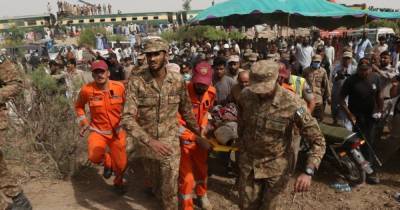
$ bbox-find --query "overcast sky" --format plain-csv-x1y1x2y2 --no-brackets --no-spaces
0,0,399,17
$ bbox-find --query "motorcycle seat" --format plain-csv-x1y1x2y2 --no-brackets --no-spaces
319,123,355,144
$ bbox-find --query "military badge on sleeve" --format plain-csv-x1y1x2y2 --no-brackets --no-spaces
0,55,5,64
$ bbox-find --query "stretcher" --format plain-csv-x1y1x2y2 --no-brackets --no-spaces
208,138,239,152
207,138,239,177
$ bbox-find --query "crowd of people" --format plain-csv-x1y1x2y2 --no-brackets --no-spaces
56,1,113,16
1,28,400,209
369,6,400,12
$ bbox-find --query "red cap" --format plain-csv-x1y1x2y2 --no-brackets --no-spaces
192,61,213,85
91,60,108,71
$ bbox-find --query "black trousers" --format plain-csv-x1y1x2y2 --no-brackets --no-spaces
354,114,377,166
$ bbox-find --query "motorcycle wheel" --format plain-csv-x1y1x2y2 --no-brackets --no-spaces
338,156,366,185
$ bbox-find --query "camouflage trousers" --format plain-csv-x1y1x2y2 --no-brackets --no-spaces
0,148,22,210
142,154,180,210
238,167,289,210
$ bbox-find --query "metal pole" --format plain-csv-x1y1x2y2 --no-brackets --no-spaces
287,14,291,37
363,15,368,32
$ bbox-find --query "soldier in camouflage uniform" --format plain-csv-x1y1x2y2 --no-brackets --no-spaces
0,55,32,210
302,55,331,121
237,60,326,210
121,38,200,210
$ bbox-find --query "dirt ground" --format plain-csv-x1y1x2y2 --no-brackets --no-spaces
15,150,400,210
8,104,400,210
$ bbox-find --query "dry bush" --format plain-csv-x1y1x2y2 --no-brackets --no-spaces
8,67,89,178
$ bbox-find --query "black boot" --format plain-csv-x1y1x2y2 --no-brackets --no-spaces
10,192,32,210
113,184,127,195
103,167,113,179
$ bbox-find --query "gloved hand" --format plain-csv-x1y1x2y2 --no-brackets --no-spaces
195,136,212,151
372,112,382,119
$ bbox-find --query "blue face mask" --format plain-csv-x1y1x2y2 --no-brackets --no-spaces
311,62,321,69
183,73,192,81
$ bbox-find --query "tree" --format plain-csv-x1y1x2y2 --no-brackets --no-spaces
161,26,245,42
182,0,192,11
78,28,107,47
1,25,25,49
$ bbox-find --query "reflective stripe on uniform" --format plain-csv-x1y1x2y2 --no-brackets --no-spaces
290,75,305,97
178,125,186,136
89,126,121,135
182,140,193,145
76,115,87,124
179,193,193,200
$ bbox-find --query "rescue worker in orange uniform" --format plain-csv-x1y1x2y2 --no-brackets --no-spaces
178,61,216,210
75,60,127,193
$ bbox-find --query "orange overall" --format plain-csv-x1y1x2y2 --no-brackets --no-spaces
75,81,127,186
282,82,295,93
178,83,216,210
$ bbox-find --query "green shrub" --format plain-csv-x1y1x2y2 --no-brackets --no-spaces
368,19,400,33
10,66,85,178
0,25,25,49
30,67,59,93
78,28,107,47
108,34,128,42
161,25,245,42
160,30,178,42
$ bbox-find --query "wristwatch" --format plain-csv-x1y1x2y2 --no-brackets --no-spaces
305,167,315,176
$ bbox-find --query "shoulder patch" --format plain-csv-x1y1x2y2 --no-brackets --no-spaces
0,55,6,64
296,107,306,117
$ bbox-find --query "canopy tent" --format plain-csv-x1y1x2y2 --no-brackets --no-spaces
190,0,400,30
366,10,400,19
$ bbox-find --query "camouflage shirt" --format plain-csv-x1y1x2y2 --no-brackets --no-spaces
303,67,331,105
121,67,199,158
0,57,23,209
0,58,23,130
237,85,326,179
0,58,23,105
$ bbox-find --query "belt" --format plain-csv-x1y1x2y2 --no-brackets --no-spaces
89,126,121,135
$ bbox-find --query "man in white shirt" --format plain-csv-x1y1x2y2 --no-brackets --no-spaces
373,36,388,56
354,32,373,61
392,39,400,71
313,37,325,50
324,39,335,67
233,41,241,55
295,38,314,72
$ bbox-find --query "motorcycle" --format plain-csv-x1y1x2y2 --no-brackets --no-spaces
313,123,381,184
